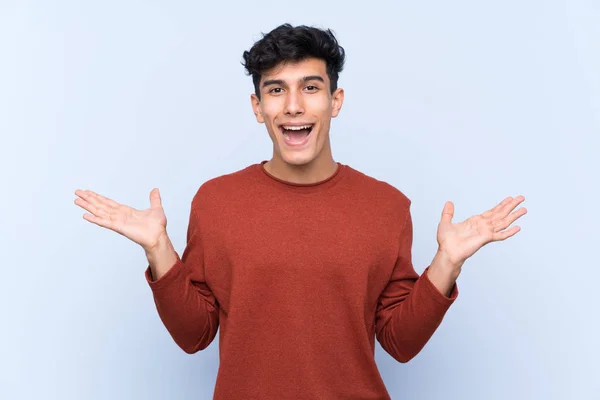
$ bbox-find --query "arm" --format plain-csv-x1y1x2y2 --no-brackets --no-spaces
74,187,219,354
426,250,461,297
145,206,219,354
375,208,458,363
376,194,527,363
146,231,178,281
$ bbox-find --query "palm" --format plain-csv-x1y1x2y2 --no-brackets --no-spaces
74,188,167,251
436,196,527,266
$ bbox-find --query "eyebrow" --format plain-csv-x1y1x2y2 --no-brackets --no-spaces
261,75,325,88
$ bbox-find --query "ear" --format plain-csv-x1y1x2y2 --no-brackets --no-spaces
331,88,344,118
250,94,265,123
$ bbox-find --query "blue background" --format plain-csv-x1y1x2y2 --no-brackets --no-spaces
1,1,598,399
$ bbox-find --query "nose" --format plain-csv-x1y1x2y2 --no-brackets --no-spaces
284,90,304,116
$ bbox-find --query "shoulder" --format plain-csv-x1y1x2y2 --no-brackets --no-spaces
345,165,412,211
189,163,257,211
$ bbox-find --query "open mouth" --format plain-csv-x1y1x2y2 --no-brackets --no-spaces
279,124,314,146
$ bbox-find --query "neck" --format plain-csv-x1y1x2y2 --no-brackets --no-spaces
264,155,338,184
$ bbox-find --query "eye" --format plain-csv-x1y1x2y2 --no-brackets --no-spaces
269,87,284,94
305,85,319,91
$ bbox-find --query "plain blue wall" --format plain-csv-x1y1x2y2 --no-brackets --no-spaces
1,1,598,399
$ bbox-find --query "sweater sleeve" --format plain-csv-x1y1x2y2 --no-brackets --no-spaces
375,206,458,363
144,205,219,354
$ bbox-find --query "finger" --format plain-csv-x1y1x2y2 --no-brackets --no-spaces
87,190,121,209
441,201,454,224
492,225,521,241
499,195,525,216
74,197,109,218
494,207,528,232
482,196,513,218
149,188,162,209
74,190,110,214
82,213,117,230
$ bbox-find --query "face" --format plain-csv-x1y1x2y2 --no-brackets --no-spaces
251,58,344,168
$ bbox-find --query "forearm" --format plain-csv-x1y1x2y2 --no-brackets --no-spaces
426,249,462,297
144,231,219,353
377,270,458,362
146,231,179,281
376,250,460,363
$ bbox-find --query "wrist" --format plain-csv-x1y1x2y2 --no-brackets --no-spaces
144,229,171,257
144,230,178,282
431,248,463,280
426,250,461,298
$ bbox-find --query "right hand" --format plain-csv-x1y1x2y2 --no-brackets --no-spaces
74,188,167,252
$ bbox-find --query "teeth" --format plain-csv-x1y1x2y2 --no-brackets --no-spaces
282,125,312,131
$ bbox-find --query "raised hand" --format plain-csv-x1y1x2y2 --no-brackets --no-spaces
74,188,168,252
436,195,527,267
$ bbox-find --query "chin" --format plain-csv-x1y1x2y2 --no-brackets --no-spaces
280,152,317,166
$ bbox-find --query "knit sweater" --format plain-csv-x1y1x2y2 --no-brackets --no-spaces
145,160,458,399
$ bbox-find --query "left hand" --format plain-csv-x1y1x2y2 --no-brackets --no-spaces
436,195,527,268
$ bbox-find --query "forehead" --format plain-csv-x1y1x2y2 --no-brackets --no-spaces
261,58,329,83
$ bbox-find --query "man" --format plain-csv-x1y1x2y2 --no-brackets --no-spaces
74,24,527,399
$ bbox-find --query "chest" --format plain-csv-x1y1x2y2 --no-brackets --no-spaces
201,196,400,307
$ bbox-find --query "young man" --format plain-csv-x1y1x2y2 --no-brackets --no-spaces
74,24,527,399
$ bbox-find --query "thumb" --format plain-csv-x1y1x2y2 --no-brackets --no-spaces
441,201,454,224
149,188,162,209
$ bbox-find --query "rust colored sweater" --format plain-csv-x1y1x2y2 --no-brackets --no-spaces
145,161,458,399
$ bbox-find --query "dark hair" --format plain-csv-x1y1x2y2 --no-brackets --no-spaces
242,24,346,99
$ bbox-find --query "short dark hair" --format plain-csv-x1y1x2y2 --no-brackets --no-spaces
242,24,346,99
